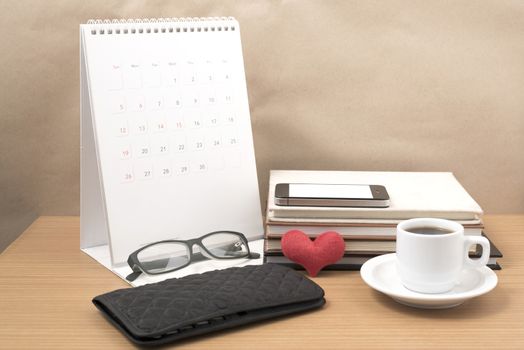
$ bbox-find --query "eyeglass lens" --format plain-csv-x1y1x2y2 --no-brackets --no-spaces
201,232,249,258
137,242,190,273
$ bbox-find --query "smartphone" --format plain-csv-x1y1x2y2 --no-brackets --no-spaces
274,183,390,207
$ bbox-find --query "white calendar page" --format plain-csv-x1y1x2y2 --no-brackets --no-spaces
80,18,263,265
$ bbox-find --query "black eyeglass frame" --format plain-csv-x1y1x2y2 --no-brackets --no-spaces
126,231,260,281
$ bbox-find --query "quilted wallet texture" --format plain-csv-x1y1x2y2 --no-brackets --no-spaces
93,263,325,346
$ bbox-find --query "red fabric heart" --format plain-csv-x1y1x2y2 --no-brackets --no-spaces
281,230,345,277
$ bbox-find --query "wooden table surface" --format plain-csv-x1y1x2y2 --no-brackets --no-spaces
0,215,523,349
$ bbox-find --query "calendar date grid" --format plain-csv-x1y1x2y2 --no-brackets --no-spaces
105,59,243,183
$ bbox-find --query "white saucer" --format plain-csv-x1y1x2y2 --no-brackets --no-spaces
360,253,498,309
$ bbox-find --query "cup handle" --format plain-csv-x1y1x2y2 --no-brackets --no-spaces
463,235,490,269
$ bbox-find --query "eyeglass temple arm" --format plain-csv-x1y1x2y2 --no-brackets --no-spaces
126,254,144,282
126,265,143,282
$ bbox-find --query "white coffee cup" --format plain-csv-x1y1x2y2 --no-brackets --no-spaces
396,218,490,294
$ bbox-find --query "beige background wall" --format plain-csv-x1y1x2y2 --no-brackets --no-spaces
1,0,523,251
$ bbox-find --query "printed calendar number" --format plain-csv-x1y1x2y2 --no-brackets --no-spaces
129,95,145,112
155,120,167,133
191,160,208,172
172,117,185,130
156,159,172,177
219,60,233,83
132,119,148,135
224,93,233,104
136,163,153,180
152,137,169,155
120,164,134,183
205,114,220,127
211,137,221,148
203,87,216,105
166,93,182,109
201,61,214,84
166,62,179,86
190,117,202,128
119,144,131,160
173,135,187,152
148,95,163,110
216,90,233,105
135,139,151,158
225,115,235,124
183,91,200,107
186,113,201,129
183,62,198,84
189,134,205,151
116,121,129,137
111,96,126,114
175,162,190,175
204,73,214,83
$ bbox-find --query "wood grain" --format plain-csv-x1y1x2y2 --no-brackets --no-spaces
0,216,523,349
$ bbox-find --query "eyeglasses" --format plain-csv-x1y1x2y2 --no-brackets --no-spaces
126,231,260,281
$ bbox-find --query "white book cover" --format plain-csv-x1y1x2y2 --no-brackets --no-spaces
266,216,482,225
267,170,483,220
265,224,482,238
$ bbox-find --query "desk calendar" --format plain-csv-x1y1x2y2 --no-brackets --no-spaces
80,17,263,275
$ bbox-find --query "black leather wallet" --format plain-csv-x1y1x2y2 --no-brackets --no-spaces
93,263,325,346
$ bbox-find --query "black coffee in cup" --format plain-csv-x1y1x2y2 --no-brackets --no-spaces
406,226,455,235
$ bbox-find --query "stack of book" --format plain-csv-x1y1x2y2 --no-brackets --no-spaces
264,170,502,270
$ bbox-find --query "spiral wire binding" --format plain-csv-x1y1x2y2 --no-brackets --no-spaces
87,17,236,35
